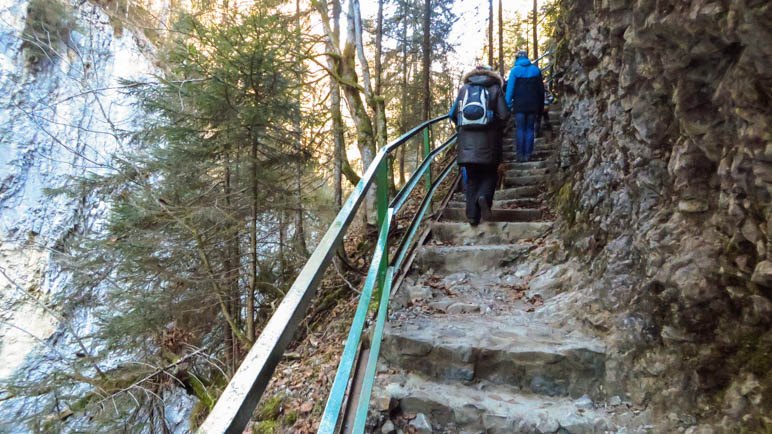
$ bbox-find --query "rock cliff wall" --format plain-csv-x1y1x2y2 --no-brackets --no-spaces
0,1,196,431
551,0,770,431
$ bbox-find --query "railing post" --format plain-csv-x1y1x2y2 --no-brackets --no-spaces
375,159,389,294
422,126,432,209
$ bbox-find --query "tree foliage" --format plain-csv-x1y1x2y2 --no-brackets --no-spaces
4,5,317,431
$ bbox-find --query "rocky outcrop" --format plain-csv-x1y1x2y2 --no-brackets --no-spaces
551,0,771,431
0,1,197,431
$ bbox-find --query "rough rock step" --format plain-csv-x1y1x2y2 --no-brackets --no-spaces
501,160,549,171
493,185,542,200
452,186,542,202
441,207,542,223
431,221,551,245
446,197,543,210
504,167,549,178
502,145,557,153
503,150,553,161
373,373,611,434
503,175,546,187
502,137,547,146
381,316,606,399
414,244,532,273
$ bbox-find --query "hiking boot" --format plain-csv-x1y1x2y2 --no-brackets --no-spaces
469,218,480,227
478,196,492,222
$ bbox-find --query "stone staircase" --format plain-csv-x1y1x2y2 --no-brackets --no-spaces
369,114,644,433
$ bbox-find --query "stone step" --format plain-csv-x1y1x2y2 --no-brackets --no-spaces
414,244,531,273
502,144,556,151
441,207,543,223
431,221,551,245
503,149,553,161
380,316,606,399
501,161,549,171
451,185,542,202
503,175,546,187
447,198,543,210
373,372,611,433
502,137,547,146
502,140,555,147
494,185,542,200
504,167,549,178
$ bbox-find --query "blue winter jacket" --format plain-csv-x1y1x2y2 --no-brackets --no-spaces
505,57,545,113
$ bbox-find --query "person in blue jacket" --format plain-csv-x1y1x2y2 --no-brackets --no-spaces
505,51,545,162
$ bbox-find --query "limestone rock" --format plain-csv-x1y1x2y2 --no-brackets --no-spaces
751,260,772,287
574,394,595,410
380,420,396,434
407,285,432,302
677,199,709,213
446,302,480,314
409,413,432,433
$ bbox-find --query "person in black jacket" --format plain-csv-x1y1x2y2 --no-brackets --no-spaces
449,66,510,226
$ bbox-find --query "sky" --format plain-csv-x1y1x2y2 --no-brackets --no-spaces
359,0,538,69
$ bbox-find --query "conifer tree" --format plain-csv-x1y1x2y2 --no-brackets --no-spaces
4,5,316,431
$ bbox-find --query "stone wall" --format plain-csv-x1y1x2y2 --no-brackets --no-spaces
551,0,770,430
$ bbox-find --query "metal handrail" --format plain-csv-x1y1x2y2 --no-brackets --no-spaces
319,149,458,433
198,114,453,434
350,159,457,433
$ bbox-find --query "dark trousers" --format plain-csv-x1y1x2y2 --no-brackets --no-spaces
515,112,537,160
535,110,550,136
462,163,498,221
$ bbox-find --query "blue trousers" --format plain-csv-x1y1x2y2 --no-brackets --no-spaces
515,112,537,161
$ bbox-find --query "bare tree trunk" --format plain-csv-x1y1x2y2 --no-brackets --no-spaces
294,0,308,256
229,146,242,359
345,1,378,224
374,0,384,99
327,0,349,209
421,0,431,122
316,0,378,224
279,211,287,277
398,0,409,186
488,0,494,67
352,0,388,156
371,0,396,194
532,0,538,60
223,150,238,370
498,0,504,76
247,139,257,343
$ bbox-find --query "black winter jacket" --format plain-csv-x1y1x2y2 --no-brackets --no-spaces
449,69,510,165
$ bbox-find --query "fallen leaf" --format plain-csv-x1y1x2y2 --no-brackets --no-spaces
299,401,314,413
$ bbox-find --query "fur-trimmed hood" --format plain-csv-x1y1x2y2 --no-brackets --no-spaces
462,68,503,87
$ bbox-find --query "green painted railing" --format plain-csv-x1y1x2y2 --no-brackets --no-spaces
318,138,457,433
198,115,456,434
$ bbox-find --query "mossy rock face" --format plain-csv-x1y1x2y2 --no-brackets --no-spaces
553,180,579,226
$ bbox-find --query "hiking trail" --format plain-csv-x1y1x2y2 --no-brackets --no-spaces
370,109,653,433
